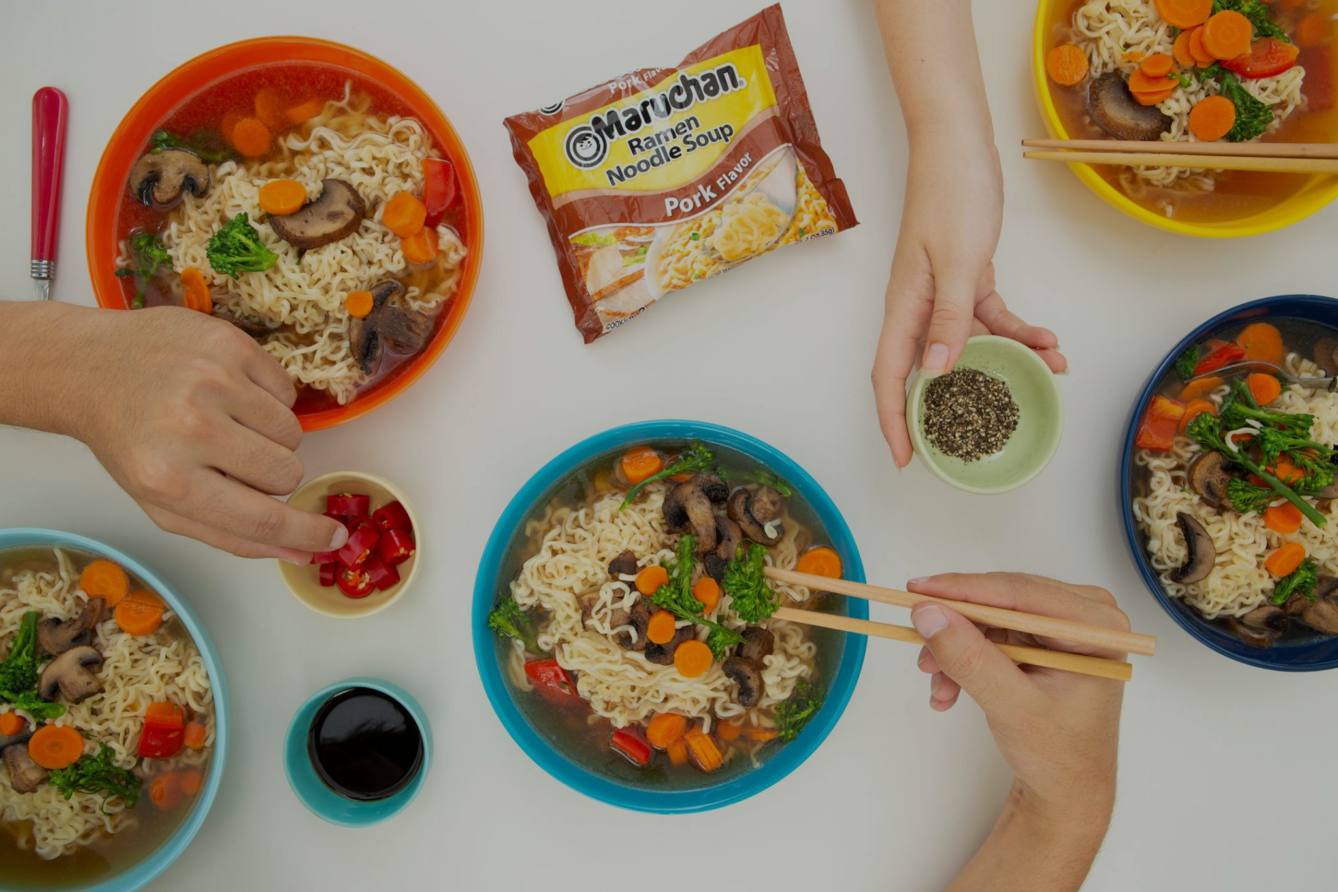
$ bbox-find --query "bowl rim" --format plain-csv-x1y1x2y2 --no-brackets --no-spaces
1119,294,1338,671
471,420,868,814
907,335,1065,495
281,676,432,827
1030,0,1338,238
84,35,486,432
278,470,421,619
0,528,229,891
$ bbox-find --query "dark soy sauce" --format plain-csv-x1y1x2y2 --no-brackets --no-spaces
308,687,424,801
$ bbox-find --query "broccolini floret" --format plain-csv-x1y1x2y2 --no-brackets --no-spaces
206,214,278,278
487,596,548,657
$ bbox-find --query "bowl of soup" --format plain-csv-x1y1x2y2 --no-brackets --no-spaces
1034,0,1337,236
472,420,867,813
86,36,485,430
1121,295,1338,669
0,529,228,890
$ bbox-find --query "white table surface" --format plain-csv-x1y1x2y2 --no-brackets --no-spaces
3,1,1335,889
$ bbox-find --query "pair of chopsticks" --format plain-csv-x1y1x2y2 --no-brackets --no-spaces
1022,138,1338,175
764,568,1156,682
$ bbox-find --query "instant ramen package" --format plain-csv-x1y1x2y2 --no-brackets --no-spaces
504,4,857,342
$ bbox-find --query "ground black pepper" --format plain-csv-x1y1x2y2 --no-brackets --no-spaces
921,367,1019,462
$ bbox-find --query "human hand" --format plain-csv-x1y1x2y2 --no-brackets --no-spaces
908,573,1126,825
65,306,347,562
871,140,1066,468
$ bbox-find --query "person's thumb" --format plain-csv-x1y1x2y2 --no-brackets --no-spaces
911,603,1029,712
919,270,979,378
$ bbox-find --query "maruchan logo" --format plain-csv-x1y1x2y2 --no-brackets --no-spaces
564,126,608,170
539,100,565,115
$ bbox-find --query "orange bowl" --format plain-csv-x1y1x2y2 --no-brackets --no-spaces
86,36,484,431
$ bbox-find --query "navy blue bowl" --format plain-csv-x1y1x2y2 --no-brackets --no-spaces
472,420,867,812
1120,294,1338,671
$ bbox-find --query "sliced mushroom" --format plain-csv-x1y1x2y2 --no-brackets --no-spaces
2,745,48,794
728,487,783,547
739,626,775,665
624,600,652,652
1224,617,1276,648
1087,73,1173,141
38,598,106,656
1313,337,1338,376
643,621,692,666
268,178,365,250
128,148,210,210
608,550,639,579
722,657,762,708
1298,594,1338,635
696,474,729,505
1187,452,1232,509
749,486,784,523
347,280,434,377
663,477,719,554
704,518,743,582
1240,604,1288,633
0,722,31,752
212,309,272,338
37,645,104,704
1171,512,1215,584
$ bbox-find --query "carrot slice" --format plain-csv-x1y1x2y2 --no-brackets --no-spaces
29,725,84,770
230,118,271,158
1296,14,1326,49
1141,53,1176,78
1173,30,1198,68
1046,44,1090,86
1129,69,1180,94
673,640,713,678
149,772,182,810
1245,372,1282,406
1179,399,1217,432
0,713,26,737
716,721,743,742
183,721,208,750
381,193,428,239
795,546,843,579
258,178,307,216
645,713,688,749
1155,0,1212,29
1132,86,1177,106
1203,10,1253,60
115,590,165,636
179,268,212,315
646,611,677,645
1264,502,1304,535
253,88,290,132
1190,27,1218,66
744,727,778,742
400,227,439,265
666,737,688,766
79,560,129,606
220,109,245,147
692,577,721,613
1237,322,1285,366
635,566,669,596
683,728,723,772
346,290,374,319
285,98,325,125
1179,375,1224,401
1189,95,1238,141
178,767,204,796
620,447,663,485
1265,542,1306,577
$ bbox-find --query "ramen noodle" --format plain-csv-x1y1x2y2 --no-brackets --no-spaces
503,4,857,342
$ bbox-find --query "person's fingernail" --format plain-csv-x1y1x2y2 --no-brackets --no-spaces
912,604,949,639
907,576,930,586
921,342,950,377
329,525,350,550
281,556,306,566
916,649,928,668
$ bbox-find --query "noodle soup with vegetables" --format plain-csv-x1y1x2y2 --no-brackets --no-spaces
486,439,850,790
0,547,216,888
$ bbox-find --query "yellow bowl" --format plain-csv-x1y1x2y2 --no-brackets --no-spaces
1031,0,1338,237
278,471,421,618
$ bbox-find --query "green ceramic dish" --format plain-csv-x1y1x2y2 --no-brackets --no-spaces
907,336,1063,494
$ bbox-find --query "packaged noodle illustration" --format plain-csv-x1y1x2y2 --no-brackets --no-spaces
504,4,857,342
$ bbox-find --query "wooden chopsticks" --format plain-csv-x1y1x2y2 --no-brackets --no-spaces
765,567,1155,682
1021,138,1338,174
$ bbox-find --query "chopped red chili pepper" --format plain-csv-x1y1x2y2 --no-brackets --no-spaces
372,501,413,534
310,550,338,565
344,515,376,533
422,158,457,228
1193,344,1247,376
337,566,375,599
318,563,338,587
363,556,401,591
378,528,415,566
326,493,371,517
337,525,380,569
611,727,652,766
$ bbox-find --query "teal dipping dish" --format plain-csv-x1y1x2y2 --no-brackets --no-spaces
283,678,432,827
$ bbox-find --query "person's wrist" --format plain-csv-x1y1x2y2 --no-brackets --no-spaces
1009,778,1114,848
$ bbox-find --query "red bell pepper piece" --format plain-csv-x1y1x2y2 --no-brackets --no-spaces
138,702,186,759
326,493,371,517
611,727,652,767
372,501,413,534
524,659,581,706
363,556,401,591
337,525,380,568
1223,38,1300,79
422,158,457,228
337,566,375,599
1135,394,1186,452
378,528,415,566
318,563,338,587
1193,344,1246,376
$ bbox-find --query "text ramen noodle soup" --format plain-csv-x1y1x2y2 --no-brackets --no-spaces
0,548,215,887
504,4,857,342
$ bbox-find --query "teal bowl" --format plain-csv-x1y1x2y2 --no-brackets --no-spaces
0,528,229,892
283,677,432,827
907,336,1064,494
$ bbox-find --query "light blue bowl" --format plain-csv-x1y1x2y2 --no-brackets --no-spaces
472,420,867,813
283,677,432,827
0,529,229,892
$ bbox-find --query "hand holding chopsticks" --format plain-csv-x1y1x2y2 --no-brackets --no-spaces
766,568,1154,682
